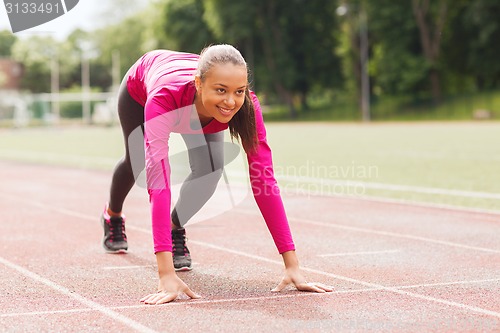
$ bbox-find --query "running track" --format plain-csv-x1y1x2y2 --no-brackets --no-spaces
0,160,499,332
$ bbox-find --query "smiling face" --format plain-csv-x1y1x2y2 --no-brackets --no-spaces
194,62,248,125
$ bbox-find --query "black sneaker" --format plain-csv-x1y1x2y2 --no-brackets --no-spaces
101,207,128,253
172,227,192,271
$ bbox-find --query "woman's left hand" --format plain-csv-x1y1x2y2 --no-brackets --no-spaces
272,267,334,293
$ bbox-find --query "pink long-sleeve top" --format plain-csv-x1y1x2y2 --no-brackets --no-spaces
126,50,295,254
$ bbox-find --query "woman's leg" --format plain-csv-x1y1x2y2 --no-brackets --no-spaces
108,79,145,214
101,78,144,253
171,131,225,228
170,131,224,270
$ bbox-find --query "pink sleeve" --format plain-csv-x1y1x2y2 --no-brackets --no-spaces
144,95,178,253
246,92,296,254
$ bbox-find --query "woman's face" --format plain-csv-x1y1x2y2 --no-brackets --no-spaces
195,63,248,124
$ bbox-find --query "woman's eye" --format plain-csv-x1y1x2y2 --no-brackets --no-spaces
236,90,245,95
217,88,225,93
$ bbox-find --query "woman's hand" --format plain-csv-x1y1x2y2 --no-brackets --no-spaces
272,267,333,293
140,251,201,305
140,273,201,305
272,250,333,293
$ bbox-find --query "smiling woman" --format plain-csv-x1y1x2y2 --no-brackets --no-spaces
195,64,247,124
98,44,333,305
193,46,256,151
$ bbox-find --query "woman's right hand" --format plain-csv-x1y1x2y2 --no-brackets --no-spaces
140,273,201,305
140,251,201,305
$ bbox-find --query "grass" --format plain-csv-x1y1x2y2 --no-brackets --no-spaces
263,90,500,122
1,121,499,211
0,126,124,170
266,121,500,211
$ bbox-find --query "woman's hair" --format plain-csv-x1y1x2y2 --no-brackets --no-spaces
197,44,258,153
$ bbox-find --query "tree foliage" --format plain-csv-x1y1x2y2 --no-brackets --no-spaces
0,30,17,57
10,35,57,92
4,0,500,117
366,0,428,97
158,0,216,53
197,0,342,116
442,0,500,90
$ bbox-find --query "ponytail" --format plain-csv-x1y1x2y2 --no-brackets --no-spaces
228,88,258,153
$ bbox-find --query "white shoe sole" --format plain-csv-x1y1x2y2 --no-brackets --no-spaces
103,245,128,254
175,266,193,272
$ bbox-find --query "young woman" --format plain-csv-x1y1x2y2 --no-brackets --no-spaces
101,44,333,304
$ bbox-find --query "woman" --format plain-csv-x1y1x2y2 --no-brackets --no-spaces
101,44,333,305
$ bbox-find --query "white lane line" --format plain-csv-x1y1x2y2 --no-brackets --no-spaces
4,278,500,318
398,278,500,290
186,240,500,319
0,150,116,166
101,262,199,271
103,266,153,270
2,193,500,319
277,175,500,200
342,194,500,217
0,256,158,333
3,160,500,216
0,193,97,221
220,173,500,217
111,287,376,308
234,209,500,254
318,250,400,257
226,171,500,200
0,308,95,318
0,287,380,318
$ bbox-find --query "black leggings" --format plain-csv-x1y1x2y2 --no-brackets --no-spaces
108,78,224,227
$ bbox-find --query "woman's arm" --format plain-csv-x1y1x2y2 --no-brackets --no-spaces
246,93,333,293
272,250,333,293
141,96,200,304
246,92,295,253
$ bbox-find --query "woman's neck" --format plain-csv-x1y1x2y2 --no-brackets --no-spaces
193,94,213,127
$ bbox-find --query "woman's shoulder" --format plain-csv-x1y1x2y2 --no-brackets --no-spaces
142,49,199,62
147,81,195,109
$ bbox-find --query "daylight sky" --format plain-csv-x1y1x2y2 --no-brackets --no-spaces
0,0,148,40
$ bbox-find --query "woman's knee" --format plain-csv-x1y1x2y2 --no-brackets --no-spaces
199,168,223,193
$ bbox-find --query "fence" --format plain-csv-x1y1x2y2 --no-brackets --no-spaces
0,91,117,127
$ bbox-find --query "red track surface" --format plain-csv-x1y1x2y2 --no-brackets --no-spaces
0,160,499,332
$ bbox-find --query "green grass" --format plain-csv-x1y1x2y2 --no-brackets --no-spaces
0,126,124,170
1,121,499,211
263,90,500,122
266,121,500,211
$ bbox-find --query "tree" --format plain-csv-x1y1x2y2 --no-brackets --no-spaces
0,30,17,57
202,0,256,82
10,36,59,92
91,11,154,90
412,0,449,103
286,1,342,111
159,0,217,53
366,0,437,103
201,0,342,117
442,0,500,90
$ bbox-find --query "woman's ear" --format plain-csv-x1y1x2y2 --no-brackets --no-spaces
194,75,202,93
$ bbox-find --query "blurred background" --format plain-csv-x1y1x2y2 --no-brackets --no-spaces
0,0,499,212
1,0,499,125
